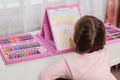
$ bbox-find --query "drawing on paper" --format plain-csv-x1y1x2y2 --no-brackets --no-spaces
47,6,80,50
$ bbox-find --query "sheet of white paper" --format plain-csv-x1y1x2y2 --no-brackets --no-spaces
47,6,80,50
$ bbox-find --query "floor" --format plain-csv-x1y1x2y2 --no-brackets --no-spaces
111,64,120,80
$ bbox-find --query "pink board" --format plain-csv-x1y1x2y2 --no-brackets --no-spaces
36,4,81,55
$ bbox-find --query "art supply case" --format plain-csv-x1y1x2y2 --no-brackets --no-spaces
105,23,120,44
0,34,52,64
0,4,81,64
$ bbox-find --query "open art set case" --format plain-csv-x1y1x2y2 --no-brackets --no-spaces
0,4,81,65
105,23,120,44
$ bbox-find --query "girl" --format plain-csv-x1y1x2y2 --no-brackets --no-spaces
40,16,116,80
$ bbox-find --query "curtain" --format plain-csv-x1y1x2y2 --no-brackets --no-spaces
0,0,107,37
0,0,42,37
105,0,120,27
79,0,107,21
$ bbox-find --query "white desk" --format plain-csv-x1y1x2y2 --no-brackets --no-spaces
107,42,120,66
0,31,120,80
0,52,66,80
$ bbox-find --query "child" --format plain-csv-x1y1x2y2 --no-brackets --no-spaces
40,16,116,80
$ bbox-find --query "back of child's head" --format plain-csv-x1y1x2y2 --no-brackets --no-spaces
74,15,106,54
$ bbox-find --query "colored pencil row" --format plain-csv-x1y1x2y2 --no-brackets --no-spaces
111,33,120,39
4,49,40,60
107,30,120,34
0,35,33,44
1,42,40,52
106,33,120,41
105,26,120,41
105,26,113,30
106,35,114,41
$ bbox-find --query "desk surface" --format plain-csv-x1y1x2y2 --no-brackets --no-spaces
0,31,64,80
0,31,120,80
0,52,66,80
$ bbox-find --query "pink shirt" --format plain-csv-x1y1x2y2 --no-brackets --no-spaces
40,49,116,80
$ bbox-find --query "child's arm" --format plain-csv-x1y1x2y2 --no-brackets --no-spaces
40,59,70,80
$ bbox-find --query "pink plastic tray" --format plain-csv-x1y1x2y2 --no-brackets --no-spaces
0,34,52,64
105,23,120,44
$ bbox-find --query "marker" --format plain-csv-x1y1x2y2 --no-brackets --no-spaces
14,52,18,58
9,53,14,59
18,52,22,58
26,50,31,56
4,54,10,60
24,50,29,56
10,38,16,43
30,49,34,55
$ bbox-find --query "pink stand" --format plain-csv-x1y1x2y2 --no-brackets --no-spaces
34,4,81,55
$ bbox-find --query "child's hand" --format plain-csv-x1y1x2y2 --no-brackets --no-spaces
69,37,76,48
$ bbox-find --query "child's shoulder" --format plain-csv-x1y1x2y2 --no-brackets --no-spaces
63,48,107,60
62,49,108,68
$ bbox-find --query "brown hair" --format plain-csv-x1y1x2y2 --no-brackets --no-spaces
74,15,106,54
